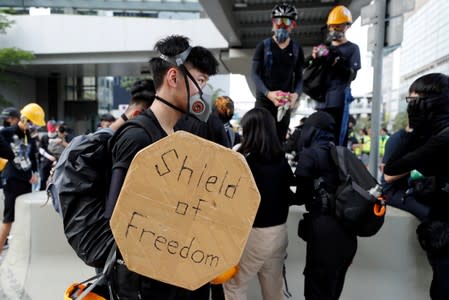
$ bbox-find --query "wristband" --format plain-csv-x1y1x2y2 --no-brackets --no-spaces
121,113,128,122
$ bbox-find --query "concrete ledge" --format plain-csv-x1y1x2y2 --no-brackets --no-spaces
0,192,432,299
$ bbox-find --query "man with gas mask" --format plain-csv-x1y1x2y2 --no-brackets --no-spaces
251,2,305,142
0,103,44,255
384,73,449,300
104,35,218,299
308,5,360,146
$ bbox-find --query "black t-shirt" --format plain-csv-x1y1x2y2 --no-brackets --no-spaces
246,153,295,228
251,38,305,105
111,111,167,171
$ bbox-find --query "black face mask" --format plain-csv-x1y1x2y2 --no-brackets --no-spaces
327,30,344,42
407,93,449,133
407,100,428,133
3,120,10,127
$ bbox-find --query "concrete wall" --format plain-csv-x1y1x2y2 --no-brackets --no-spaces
0,72,37,109
0,192,432,299
0,15,228,56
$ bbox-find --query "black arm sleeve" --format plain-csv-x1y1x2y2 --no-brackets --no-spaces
293,46,305,95
30,137,38,173
384,135,444,176
251,42,270,96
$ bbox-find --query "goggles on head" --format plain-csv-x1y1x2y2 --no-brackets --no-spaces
272,17,293,27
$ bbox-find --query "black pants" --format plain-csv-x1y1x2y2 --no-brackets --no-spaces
40,160,53,191
301,214,357,300
3,179,31,223
427,250,449,300
110,262,210,300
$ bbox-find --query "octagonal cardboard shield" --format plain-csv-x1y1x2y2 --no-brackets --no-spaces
110,131,260,290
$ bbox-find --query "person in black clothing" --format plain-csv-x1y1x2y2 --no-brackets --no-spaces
251,2,305,142
223,107,294,300
283,116,307,163
384,73,449,300
295,111,357,300
310,5,360,146
0,103,45,255
1,107,20,128
105,35,218,300
380,127,430,221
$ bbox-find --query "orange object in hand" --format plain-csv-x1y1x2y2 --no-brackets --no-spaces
373,196,387,217
211,265,239,284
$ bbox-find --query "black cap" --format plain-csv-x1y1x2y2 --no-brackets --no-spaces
1,107,20,119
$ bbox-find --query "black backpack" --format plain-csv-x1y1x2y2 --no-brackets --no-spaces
47,110,161,267
329,145,386,237
302,57,328,102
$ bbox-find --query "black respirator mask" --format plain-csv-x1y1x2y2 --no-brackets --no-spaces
327,30,345,42
159,47,212,123
407,93,449,133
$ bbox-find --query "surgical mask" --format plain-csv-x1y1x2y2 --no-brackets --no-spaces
188,93,212,123
327,30,345,42
274,28,289,43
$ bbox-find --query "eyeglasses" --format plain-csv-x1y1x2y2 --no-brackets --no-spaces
272,17,293,27
405,96,426,103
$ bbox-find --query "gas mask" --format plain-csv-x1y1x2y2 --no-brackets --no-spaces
274,28,289,43
159,47,212,123
188,92,212,123
327,30,345,42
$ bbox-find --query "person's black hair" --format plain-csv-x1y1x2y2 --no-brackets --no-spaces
238,107,283,159
149,35,218,89
100,113,115,122
186,46,218,77
130,79,155,107
409,73,449,96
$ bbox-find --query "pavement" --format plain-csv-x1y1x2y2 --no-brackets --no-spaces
0,190,433,299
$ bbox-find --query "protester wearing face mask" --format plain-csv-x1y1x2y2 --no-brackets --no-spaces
104,35,219,300
0,107,20,128
0,103,44,255
307,5,360,146
251,2,305,142
384,73,449,300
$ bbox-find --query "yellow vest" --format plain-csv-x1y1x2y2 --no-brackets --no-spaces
362,135,371,154
379,135,389,157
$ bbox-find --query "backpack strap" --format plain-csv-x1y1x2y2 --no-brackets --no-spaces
109,109,162,150
263,37,273,78
74,243,117,300
329,144,348,183
127,110,161,142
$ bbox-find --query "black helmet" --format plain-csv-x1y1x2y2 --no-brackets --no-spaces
272,2,297,20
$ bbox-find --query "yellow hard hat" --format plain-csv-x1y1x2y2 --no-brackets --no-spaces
20,103,45,127
327,5,353,25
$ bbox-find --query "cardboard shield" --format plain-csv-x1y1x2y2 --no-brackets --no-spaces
110,131,260,290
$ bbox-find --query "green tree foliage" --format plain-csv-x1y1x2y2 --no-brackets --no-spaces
0,13,35,107
393,111,408,132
